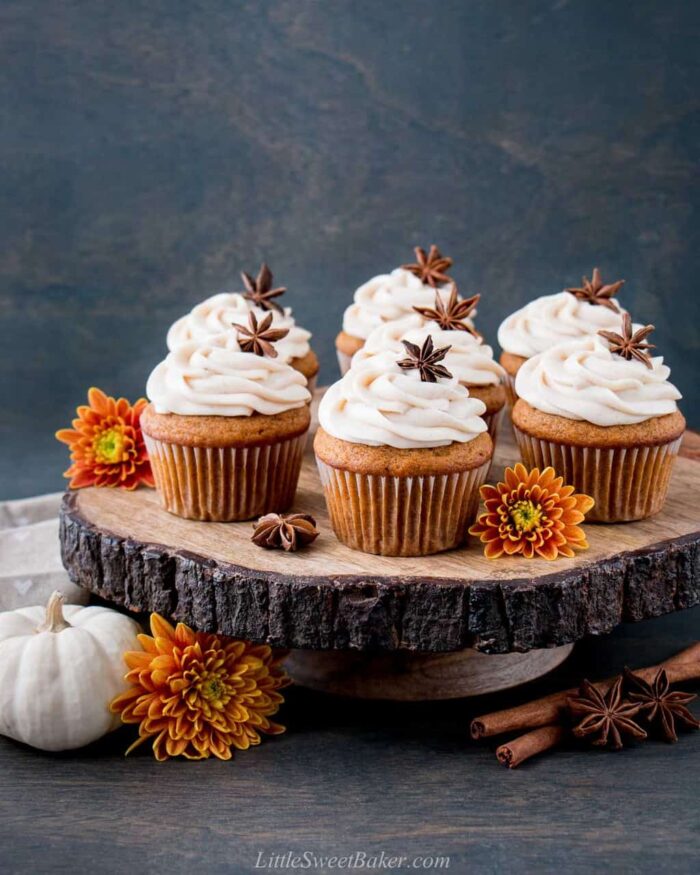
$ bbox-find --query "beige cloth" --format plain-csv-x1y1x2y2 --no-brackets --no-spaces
0,493,88,611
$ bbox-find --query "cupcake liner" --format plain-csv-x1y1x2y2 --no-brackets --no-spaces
144,432,307,522
336,349,353,376
315,458,491,556
503,371,518,407
511,424,683,522
482,407,504,444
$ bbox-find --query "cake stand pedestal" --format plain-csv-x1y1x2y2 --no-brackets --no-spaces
59,404,700,700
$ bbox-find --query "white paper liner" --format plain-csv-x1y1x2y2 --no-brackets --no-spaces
511,425,683,522
144,432,307,521
315,457,491,556
482,407,504,445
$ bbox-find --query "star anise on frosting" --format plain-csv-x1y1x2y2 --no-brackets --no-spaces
624,667,700,743
397,336,453,383
251,512,319,552
568,676,647,750
566,267,624,312
413,286,480,336
598,313,655,369
233,311,289,358
241,263,286,314
401,245,453,288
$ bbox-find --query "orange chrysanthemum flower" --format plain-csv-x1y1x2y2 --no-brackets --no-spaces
55,387,154,489
110,614,291,761
469,463,595,561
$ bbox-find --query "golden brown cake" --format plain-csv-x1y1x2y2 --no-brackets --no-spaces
315,341,493,556
512,326,685,522
499,351,527,406
143,335,311,521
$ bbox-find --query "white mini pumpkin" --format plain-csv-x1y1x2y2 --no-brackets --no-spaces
0,591,141,751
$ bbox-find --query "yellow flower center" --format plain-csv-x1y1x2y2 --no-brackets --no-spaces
509,499,544,533
196,670,231,709
93,427,128,464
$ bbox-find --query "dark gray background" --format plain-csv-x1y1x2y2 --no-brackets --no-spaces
0,5,699,874
1,0,698,499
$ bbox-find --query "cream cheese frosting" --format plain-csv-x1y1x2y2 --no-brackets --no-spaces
147,334,311,417
515,335,681,426
497,291,627,359
167,292,311,363
359,315,505,387
319,347,487,449
342,269,475,341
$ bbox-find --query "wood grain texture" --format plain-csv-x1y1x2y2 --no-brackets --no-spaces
0,609,698,874
59,417,700,653
284,644,574,701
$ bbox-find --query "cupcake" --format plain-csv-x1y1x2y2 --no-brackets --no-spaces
511,315,685,522
167,263,320,392
358,288,506,440
142,322,311,522
335,245,475,374
315,336,493,556
497,268,626,405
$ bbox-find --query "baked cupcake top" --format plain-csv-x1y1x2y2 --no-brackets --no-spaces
515,322,681,427
147,333,311,417
319,340,487,449
359,315,505,387
167,264,311,363
341,245,475,341
497,269,626,359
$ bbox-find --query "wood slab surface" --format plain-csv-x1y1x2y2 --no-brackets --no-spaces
59,399,700,653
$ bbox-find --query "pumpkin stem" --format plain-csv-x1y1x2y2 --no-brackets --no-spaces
36,591,72,633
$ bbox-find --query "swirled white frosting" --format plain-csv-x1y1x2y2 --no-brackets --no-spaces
515,335,681,426
360,315,505,387
167,292,311,363
497,291,627,358
342,269,474,340
319,347,487,449
147,334,311,416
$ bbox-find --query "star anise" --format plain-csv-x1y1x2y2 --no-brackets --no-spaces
233,311,289,357
568,676,647,750
566,267,624,312
240,263,286,314
598,313,655,369
624,667,700,743
251,512,319,552
401,245,453,288
397,336,453,383
413,286,480,336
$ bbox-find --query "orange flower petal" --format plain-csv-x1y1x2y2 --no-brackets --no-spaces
150,613,176,641
110,611,289,761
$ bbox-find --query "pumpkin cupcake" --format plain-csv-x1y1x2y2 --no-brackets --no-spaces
335,244,475,374
358,287,506,440
167,263,319,392
143,322,311,522
497,268,626,405
511,316,684,522
315,337,493,556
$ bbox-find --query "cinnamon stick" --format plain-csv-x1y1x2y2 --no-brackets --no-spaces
496,725,565,769
471,641,700,740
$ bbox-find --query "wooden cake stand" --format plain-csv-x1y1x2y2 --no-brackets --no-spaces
59,396,700,700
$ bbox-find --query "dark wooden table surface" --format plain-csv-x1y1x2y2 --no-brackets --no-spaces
0,606,698,875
